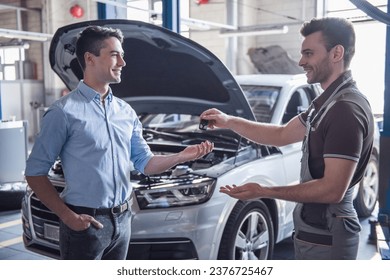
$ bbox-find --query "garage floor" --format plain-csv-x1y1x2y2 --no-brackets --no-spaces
0,207,381,260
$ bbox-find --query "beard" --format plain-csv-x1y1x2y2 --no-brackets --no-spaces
306,63,332,85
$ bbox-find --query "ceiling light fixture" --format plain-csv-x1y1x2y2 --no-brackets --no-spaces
0,41,30,49
0,28,53,42
219,25,288,38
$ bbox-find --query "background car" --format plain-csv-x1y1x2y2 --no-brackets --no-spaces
21,19,379,260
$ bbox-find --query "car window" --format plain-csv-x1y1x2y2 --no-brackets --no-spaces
241,85,281,123
282,86,318,124
282,91,302,124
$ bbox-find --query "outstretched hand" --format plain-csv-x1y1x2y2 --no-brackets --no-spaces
200,108,230,130
181,140,214,161
220,183,262,201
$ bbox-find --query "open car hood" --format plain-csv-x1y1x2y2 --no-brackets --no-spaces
49,19,255,120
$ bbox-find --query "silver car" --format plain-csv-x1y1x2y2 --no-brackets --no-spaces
21,19,377,260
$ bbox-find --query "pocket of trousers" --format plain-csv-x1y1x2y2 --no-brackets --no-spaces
294,234,332,260
341,216,361,234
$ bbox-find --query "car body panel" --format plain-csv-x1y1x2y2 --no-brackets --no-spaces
130,153,293,260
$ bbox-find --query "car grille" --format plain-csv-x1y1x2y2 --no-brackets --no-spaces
127,238,198,260
29,185,63,246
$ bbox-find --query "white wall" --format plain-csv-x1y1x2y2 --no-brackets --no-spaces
0,80,44,141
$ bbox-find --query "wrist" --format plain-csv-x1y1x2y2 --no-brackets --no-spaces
227,115,240,130
58,205,77,224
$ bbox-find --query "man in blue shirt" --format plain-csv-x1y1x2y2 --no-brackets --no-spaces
25,25,213,260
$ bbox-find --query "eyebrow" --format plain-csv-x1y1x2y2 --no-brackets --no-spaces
301,48,312,54
110,50,124,55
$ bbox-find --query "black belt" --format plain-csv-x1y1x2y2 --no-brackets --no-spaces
67,198,132,216
296,230,333,246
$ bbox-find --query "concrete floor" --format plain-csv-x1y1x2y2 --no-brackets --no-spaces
0,207,382,260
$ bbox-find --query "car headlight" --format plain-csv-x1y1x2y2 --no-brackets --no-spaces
134,178,216,209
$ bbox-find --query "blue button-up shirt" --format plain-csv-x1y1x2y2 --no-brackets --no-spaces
25,81,153,208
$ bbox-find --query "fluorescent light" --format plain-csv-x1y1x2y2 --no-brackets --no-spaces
0,28,53,42
150,14,235,31
219,25,288,38
181,16,236,30
0,41,30,49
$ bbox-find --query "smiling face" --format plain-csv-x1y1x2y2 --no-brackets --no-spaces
84,36,126,93
299,31,334,89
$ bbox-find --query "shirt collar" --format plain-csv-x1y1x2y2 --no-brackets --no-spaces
78,80,113,103
312,70,354,111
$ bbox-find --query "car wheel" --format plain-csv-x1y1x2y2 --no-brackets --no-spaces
353,155,379,217
218,200,274,260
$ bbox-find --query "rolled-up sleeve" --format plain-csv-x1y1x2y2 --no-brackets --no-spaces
129,117,153,174
25,105,67,176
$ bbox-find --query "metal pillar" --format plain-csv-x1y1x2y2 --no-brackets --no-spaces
379,2,390,224
345,0,390,259
225,0,238,74
162,0,180,33
376,0,390,259
0,84,2,120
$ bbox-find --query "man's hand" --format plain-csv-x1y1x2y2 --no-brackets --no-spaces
63,212,104,231
220,183,263,201
144,140,214,175
181,140,214,161
200,108,230,129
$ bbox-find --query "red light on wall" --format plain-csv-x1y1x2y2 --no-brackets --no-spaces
70,4,84,18
196,0,209,5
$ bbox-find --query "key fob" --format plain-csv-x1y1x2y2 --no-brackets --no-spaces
199,119,209,130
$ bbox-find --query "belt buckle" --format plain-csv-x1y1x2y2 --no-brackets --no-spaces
111,200,128,214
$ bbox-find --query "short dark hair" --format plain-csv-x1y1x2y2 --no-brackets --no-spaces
300,17,355,68
76,25,124,70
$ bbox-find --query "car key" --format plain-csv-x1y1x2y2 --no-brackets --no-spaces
199,119,209,130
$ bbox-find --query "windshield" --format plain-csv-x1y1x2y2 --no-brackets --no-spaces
241,85,280,123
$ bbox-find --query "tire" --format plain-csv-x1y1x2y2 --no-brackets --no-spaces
218,200,274,260
353,155,379,217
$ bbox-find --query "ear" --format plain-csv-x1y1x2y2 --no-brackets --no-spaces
84,52,94,66
332,45,344,63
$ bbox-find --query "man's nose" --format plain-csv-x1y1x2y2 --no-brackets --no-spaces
298,56,304,67
119,55,126,67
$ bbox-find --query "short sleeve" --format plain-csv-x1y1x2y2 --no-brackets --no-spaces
321,101,364,161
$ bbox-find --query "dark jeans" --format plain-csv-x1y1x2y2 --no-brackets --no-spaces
59,205,132,260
